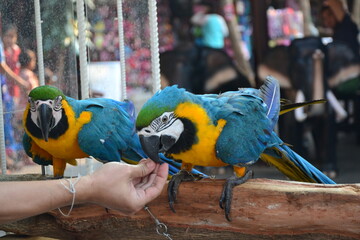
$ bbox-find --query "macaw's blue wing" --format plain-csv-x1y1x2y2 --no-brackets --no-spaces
214,93,272,166
73,98,140,163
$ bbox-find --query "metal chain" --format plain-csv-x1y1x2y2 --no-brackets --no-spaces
144,206,173,240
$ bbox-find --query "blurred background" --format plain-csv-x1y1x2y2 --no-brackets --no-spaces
0,0,359,183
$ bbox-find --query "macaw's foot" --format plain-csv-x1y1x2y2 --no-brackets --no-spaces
168,170,203,212
219,170,253,221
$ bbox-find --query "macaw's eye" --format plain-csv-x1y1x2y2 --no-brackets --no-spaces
29,97,36,112
161,115,168,123
53,96,62,112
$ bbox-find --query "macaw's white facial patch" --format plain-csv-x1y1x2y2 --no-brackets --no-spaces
30,99,63,130
138,112,184,143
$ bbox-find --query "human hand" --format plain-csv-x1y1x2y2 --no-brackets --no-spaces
82,159,168,215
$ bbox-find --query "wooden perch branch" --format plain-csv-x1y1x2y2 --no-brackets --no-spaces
1,177,360,240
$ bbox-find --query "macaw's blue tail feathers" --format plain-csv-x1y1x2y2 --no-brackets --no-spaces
261,145,335,184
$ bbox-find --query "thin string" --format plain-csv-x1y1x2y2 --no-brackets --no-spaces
58,174,81,217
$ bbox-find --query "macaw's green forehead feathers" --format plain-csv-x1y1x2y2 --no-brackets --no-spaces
29,85,66,101
136,85,188,128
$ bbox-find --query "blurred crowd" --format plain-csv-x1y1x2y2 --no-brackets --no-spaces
0,23,39,171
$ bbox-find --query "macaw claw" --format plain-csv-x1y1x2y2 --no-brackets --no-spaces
219,170,253,222
168,170,204,212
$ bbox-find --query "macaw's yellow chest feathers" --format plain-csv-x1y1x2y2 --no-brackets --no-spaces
24,100,91,159
168,102,227,167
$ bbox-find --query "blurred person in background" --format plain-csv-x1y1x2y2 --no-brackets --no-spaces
2,24,25,104
191,0,229,49
188,0,230,93
321,0,359,59
0,24,29,172
320,0,360,178
18,49,39,105
10,48,40,167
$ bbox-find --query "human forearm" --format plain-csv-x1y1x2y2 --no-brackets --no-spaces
0,160,168,224
0,63,29,88
0,176,90,224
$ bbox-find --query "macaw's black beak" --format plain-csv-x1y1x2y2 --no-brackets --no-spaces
139,134,177,163
38,104,53,142
140,135,161,163
159,135,176,152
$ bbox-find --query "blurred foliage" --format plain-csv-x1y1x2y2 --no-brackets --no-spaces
41,1,73,53
41,0,94,55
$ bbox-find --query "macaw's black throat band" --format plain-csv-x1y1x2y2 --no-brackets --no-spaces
165,117,197,155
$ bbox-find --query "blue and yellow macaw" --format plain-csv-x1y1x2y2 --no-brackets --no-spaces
22,85,205,178
136,76,336,221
